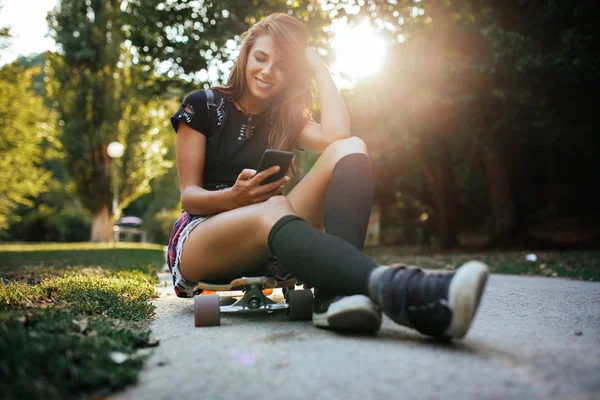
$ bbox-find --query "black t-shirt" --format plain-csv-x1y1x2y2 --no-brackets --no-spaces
171,89,282,190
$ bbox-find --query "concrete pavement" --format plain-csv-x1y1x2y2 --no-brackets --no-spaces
118,271,600,400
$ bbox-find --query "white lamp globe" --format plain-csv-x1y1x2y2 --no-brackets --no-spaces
107,142,125,159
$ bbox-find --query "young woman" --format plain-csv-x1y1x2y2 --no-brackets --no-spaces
167,12,489,339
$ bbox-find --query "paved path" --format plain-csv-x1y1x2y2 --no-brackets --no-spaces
119,272,600,400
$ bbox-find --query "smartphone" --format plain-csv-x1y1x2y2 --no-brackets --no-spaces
256,149,294,185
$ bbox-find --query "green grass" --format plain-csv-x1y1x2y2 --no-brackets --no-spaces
0,242,164,400
2,243,597,399
364,248,600,281
0,242,164,282
0,311,153,400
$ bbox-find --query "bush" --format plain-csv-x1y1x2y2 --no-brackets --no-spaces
9,208,91,242
144,208,180,244
50,210,92,242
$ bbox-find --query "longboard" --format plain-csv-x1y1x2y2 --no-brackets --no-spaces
194,276,297,293
192,276,313,327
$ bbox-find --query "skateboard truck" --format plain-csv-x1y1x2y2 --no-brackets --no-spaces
226,284,284,312
192,277,313,327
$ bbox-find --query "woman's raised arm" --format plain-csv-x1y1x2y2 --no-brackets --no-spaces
297,48,352,153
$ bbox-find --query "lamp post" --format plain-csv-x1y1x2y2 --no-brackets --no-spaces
107,141,124,242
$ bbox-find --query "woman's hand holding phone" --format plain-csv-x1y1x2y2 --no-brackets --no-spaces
228,166,289,207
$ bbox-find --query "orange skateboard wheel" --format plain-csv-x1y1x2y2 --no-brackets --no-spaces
262,289,273,295
202,290,217,295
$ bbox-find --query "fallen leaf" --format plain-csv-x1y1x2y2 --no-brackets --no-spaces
109,351,128,364
146,338,160,347
72,318,89,333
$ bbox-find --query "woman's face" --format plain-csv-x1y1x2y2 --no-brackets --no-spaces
244,35,291,103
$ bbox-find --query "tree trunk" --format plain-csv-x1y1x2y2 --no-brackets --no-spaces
435,192,459,249
416,138,459,250
432,148,459,249
90,204,112,242
376,191,397,246
482,142,519,245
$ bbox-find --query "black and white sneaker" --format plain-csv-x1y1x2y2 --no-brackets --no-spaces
312,292,382,334
375,261,489,339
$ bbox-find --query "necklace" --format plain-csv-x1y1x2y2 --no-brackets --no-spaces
237,101,256,116
236,101,260,141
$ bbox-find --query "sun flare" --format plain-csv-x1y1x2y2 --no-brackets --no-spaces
331,20,386,78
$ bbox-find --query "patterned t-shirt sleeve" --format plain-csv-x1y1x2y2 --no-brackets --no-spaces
170,90,213,138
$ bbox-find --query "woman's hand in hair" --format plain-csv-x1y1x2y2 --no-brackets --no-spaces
305,47,327,73
228,166,289,207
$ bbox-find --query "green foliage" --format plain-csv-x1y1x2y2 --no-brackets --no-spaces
8,207,91,243
117,97,177,212
0,243,162,399
45,0,125,218
0,273,156,320
0,242,163,251
143,207,180,245
0,243,165,275
0,310,152,400
123,0,332,83
45,1,175,241
134,165,180,243
4,0,596,248
0,6,11,51
0,281,41,308
343,0,599,246
0,27,11,51
0,64,60,231
3,125,94,243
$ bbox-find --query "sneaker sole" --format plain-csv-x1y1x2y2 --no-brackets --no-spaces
444,261,489,339
313,295,382,334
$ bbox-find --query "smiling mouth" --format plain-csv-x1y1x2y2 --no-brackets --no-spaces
255,77,273,90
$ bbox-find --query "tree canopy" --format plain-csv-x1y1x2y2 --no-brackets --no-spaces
2,0,598,247
46,0,173,241
0,64,59,230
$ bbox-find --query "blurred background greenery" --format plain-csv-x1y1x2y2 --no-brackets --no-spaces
0,0,598,250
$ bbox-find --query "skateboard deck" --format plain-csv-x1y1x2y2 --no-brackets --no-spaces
194,276,297,293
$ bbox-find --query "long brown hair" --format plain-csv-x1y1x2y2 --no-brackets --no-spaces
215,13,313,151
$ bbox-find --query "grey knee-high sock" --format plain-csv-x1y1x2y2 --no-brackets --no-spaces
324,153,373,251
268,215,377,295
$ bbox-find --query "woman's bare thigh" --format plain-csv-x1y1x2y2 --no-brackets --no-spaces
178,196,296,282
178,137,368,282
287,136,368,230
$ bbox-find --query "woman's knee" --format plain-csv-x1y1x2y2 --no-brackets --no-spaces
323,136,369,164
258,195,297,226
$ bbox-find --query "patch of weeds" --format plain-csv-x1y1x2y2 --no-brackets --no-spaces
0,243,163,399
42,274,157,321
1,273,157,321
0,309,155,400
0,281,43,309
364,249,600,281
